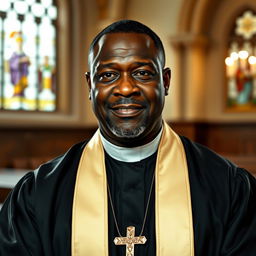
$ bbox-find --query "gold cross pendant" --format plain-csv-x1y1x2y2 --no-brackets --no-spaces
114,226,147,256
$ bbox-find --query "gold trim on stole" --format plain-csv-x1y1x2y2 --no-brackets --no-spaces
72,122,194,255
72,131,108,256
155,122,194,255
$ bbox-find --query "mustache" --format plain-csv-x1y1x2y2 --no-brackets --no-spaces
108,98,147,108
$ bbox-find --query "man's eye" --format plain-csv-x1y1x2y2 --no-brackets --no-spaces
133,70,154,80
98,72,118,82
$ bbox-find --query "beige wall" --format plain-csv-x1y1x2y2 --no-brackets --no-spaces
79,0,183,126
77,0,256,124
1,0,256,128
205,0,256,122
126,0,183,120
170,0,256,122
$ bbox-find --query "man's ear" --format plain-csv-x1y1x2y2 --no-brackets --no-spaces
163,68,171,96
85,72,91,88
85,72,92,100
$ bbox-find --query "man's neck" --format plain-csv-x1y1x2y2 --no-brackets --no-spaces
100,128,163,162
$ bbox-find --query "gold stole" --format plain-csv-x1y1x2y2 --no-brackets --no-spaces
72,122,194,255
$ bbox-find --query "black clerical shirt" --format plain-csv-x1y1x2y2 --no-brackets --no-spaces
105,151,157,256
1,137,256,255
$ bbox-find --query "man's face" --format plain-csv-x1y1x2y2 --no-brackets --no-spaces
87,32,170,147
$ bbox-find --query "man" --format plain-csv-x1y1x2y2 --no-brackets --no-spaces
0,20,256,256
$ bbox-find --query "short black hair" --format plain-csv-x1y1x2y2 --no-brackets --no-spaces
88,19,166,66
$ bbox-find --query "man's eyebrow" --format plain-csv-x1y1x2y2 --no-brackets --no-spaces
133,62,156,68
94,61,156,73
97,62,155,69
96,63,116,70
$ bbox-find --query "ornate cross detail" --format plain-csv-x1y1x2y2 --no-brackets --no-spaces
114,226,147,256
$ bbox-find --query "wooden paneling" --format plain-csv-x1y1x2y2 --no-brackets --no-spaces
170,122,256,155
0,121,255,204
170,122,256,175
0,127,96,169
0,122,255,174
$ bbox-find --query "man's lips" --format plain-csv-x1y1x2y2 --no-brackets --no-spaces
110,104,145,117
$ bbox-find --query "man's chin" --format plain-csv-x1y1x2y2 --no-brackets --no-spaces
109,125,146,139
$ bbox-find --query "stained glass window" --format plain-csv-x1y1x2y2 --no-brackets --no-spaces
225,10,256,111
0,0,57,112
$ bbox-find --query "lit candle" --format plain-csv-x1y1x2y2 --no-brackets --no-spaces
225,57,235,77
238,50,249,70
248,56,256,74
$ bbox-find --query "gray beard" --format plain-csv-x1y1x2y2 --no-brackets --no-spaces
107,123,146,138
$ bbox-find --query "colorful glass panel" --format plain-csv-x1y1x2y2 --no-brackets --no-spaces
0,0,57,112
225,10,256,111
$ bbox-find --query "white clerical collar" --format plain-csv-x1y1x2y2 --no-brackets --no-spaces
99,128,163,162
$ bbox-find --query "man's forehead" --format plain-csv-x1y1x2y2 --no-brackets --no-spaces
98,33,154,50
89,33,160,66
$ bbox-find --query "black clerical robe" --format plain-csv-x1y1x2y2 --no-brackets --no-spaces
0,136,256,255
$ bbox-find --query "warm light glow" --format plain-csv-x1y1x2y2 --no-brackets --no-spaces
238,50,249,59
225,57,234,66
248,55,256,65
230,52,239,60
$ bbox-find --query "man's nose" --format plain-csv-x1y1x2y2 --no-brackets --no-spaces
113,74,140,97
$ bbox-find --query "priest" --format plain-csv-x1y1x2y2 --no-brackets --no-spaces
0,20,256,256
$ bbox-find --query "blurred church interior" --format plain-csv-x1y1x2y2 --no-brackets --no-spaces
0,0,256,205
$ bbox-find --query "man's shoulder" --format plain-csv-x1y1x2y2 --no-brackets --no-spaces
179,135,256,194
179,135,246,179
34,140,89,182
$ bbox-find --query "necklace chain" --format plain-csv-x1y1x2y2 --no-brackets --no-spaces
107,171,155,237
